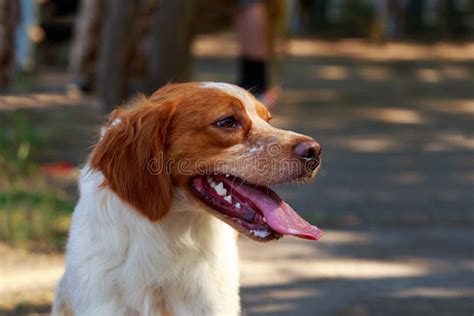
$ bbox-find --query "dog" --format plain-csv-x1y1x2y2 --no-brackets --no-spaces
52,82,323,315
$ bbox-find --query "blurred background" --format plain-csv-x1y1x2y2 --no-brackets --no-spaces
0,0,473,315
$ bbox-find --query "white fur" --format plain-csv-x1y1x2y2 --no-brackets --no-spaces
201,82,254,112
53,166,240,315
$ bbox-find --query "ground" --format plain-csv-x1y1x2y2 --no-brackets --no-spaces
0,37,473,315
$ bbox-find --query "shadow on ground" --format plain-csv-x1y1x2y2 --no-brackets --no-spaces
0,305,51,316
239,227,474,316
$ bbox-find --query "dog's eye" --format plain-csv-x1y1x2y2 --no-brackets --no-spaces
215,116,240,129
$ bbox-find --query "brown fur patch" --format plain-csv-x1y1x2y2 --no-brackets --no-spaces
90,82,317,221
90,95,175,221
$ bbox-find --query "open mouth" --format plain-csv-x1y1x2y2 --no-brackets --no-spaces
190,174,323,242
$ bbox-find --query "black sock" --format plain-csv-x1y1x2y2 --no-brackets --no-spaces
238,56,268,95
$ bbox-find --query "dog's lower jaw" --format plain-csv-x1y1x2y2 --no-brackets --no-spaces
53,168,240,316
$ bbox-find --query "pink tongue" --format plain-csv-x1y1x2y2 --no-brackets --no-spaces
224,179,323,240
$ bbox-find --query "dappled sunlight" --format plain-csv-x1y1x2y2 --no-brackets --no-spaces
265,288,321,300
239,232,435,289
357,65,392,81
240,256,430,287
0,244,64,310
311,65,349,80
358,108,425,124
423,132,474,151
416,68,442,83
283,39,474,61
332,137,403,152
417,99,474,115
194,36,474,61
0,93,98,110
319,230,371,245
245,288,321,303
390,287,474,298
0,266,63,298
241,227,473,315
192,34,239,57
308,259,429,279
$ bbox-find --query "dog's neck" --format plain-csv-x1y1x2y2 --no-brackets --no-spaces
65,167,241,314
81,166,235,257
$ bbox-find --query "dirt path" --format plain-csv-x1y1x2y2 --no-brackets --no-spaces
0,244,63,313
1,227,473,315
240,228,474,316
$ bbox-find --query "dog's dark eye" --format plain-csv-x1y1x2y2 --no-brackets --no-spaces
215,116,240,129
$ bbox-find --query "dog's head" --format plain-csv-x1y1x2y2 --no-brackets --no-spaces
91,82,323,241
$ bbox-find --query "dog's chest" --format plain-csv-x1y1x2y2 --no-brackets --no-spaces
122,228,240,314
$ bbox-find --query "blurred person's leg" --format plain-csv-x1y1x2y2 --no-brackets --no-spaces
15,0,39,72
69,0,105,93
97,0,140,113
0,0,20,89
146,0,197,93
235,0,278,107
235,1,268,94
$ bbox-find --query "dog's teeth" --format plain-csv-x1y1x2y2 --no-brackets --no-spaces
263,217,267,223
214,182,227,196
235,203,241,209
250,230,270,238
225,174,229,177
224,195,232,203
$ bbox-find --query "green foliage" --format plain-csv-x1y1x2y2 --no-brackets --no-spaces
0,111,73,249
0,111,48,176
0,190,73,249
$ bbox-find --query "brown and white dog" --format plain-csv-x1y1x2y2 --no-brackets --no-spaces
52,82,323,315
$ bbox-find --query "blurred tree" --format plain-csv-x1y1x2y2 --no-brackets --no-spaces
69,0,105,92
0,0,21,89
145,0,197,95
96,0,141,112
69,0,159,111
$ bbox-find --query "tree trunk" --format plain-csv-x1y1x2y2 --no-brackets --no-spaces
145,0,197,94
97,0,140,113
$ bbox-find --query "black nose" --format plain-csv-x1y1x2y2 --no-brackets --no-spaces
294,140,321,171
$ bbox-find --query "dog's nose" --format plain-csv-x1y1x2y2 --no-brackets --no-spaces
294,140,321,159
294,140,321,171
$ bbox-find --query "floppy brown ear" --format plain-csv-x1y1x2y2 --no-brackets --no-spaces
90,96,174,221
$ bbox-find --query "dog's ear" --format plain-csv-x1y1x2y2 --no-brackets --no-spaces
90,96,175,221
